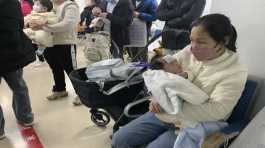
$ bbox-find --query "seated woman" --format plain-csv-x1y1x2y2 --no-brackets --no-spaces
112,13,248,148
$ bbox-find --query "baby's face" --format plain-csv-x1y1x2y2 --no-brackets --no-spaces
163,60,183,74
33,1,48,13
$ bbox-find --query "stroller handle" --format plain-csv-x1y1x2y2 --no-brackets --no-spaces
124,97,150,118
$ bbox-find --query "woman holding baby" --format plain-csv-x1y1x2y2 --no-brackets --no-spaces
112,13,248,148
30,0,80,102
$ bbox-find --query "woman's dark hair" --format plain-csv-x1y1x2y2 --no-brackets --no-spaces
191,13,237,52
39,0,53,11
150,55,164,70
27,0,34,7
149,49,165,70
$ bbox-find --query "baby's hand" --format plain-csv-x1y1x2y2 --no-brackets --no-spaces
178,71,188,79
149,99,162,113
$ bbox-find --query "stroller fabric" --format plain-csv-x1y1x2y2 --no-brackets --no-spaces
85,59,145,95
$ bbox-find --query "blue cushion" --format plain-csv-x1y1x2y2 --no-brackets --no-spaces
221,120,248,134
227,79,258,123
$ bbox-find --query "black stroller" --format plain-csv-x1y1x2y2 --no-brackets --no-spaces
69,62,150,131
69,31,162,131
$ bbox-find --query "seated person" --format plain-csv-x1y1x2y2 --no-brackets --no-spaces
112,13,248,148
77,0,103,34
24,0,57,54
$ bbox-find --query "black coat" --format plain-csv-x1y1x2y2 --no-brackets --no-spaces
102,0,134,49
0,0,35,75
157,0,206,29
157,0,206,50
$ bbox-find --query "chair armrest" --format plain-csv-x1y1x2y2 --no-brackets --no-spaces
221,120,249,134
218,120,249,148
124,97,150,118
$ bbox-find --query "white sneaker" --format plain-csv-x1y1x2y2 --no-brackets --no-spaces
47,91,68,100
0,133,5,140
73,96,82,106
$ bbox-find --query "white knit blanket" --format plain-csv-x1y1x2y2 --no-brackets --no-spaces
143,70,209,115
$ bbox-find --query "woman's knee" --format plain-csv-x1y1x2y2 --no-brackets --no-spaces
112,128,131,148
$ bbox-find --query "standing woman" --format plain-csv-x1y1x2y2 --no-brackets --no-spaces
31,0,79,101
93,0,134,59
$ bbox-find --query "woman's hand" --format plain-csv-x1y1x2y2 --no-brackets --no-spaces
149,99,162,113
29,20,47,30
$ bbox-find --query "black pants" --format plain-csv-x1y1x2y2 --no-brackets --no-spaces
110,44,124,59
44,45,77,92
127,47,148,62
32,44,45,62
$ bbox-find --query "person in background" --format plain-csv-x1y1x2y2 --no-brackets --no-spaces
127,0,157,62
24,0,56,67
112,13,248,148
0,0,36,140
156,0,206,54
92,0,134,59
77,0,102,34
30,0,80,105
21,0,34,16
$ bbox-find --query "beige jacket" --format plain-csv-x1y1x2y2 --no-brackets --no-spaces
156,45,248,128
43,0,79,45
24,11,57,47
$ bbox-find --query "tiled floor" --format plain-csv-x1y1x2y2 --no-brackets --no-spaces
0,47,113,148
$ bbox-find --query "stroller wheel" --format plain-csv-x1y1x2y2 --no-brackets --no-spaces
91,110,111,127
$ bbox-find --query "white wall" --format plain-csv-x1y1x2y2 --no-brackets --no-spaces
202,0,212,16
210,0,265,117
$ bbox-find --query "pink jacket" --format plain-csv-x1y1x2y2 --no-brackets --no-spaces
21,0,32,16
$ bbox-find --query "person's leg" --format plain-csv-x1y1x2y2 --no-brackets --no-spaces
112,112,175,148
61,45,77,75
0,106,5,137
44,46,68,100
128,47,148,62
146,130,177,148
110,45,120,59
2,69,33,124
58,45,82,105
44,46,66,92
37,54,45,62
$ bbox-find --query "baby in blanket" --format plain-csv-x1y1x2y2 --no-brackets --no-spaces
24,0,57,54
144,51,209,115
